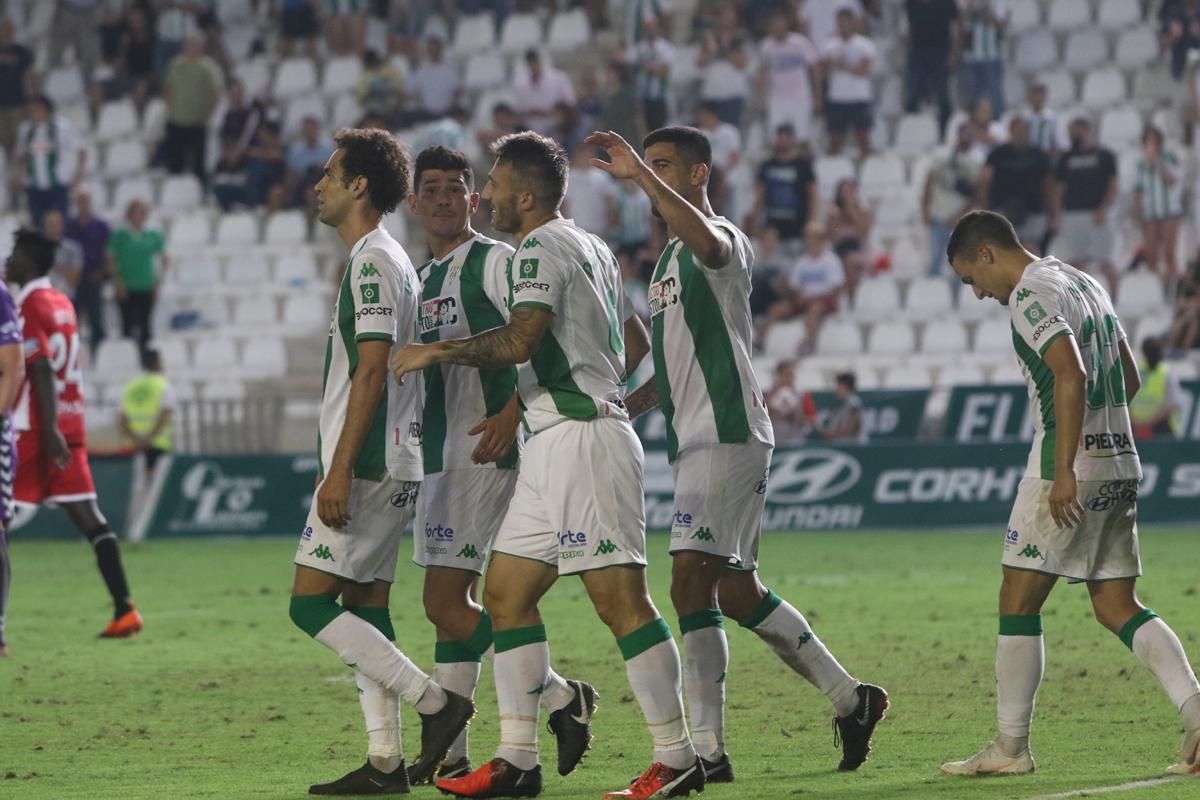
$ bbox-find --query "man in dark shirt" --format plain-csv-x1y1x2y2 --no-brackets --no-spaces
1160,0,1200,80
904,0,961,138
746,123,817,245
976,117,1051,251
0,16,35,158
1052,117,1119,287
65,188,111,355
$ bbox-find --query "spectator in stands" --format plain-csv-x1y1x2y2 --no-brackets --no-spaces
43,209,84,294
116,6,157,109
827,178,874,298
66,188,111,355
163,31,219,184
976,116,1051,252
965,96,1005,161
599,61,640,145
750,225,792,319
1167,261,1200,352
801,0,863,50
695,100,740,214
822,371,865,442
550,101,585,154
959,0,1009,116
219,79,263,157
765,359,807,443
0,16,35,160
154,0,200,80
746,123,816,249
1160,0,1200,80
1024,81,1064,157
613,178,653,266
576,67,603,132
409,35,459,123
14,95,86,227
412,104,471,154
623,0,668,47
326,0,367,56
356,48,405,128
758,9,822,148
633,16,674,134
107,199,166,349
697,6,752,126
821,8,877,157
923,122,980,275
1052,117,1120,290
564,145,618,238
760,220,845,355
243,120,287,209
281,0,320,60
50,0,101,84
286,116,334,210
512,49,577,136
1134,125,1185,290
1129,336,1183,439
211,136,249,211
903,0,961,138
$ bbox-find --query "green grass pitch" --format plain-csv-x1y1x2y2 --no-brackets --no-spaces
2,529,1198,799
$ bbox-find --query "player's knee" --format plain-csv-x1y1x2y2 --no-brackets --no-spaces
289,593,341,638
669,570,717,615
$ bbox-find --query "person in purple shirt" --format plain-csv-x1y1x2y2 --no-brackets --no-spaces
65,188,111,355
0,280,26,657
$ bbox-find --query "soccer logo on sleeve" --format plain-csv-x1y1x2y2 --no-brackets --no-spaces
1022,301,1048,326
518,258,539,278
360,283,381,305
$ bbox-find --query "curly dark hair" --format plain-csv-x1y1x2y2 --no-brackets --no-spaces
414,145,473,191
491,131,568,210
334,127,410,214
13,227,57,276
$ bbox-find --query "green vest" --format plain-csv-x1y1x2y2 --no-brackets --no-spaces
121,374,173,450
1129,363,1177,433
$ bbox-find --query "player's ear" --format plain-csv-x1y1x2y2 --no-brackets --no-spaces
692,162,709,188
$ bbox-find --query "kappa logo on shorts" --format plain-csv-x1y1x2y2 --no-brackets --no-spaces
1018,544,1044,560
593,539,621,556
690,527,715,542
309,544,335,561
456,544,480,559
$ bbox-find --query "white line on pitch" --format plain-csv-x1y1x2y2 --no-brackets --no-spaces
1033,776,1188,799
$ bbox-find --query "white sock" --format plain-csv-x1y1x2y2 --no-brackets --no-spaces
744,592,859,717
996,614,1044,744
621,619,697,770
314,612,443,710
481,644,573,712
1127,614,1200,715
680,611,728,762
356,671,402,772
492,627,549,771
435,659,482,763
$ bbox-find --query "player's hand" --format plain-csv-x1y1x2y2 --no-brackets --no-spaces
44,429,71,471
390,343,438,385
1048,471,1084,529
468,403,521,464
316,468,352,529
585,130,650,182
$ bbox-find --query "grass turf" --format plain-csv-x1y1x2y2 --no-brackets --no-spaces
2,529,1198,799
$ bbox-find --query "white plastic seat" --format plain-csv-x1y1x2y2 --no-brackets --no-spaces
1063,28,1108,72
876,75,904,121
866,320,916,355
283,294,332,331
94,339,142,380
813,155,855,199
95,99,139,142
331,94,363,129
215,212,259,247
859,154,905,200
815,318,863,356
1117,272,1166,317
547,9,590,51
1133,66,1177,109
1015,29,1058,74
498,13,542,54
1098,107,1143,149
973,317,1014,354
937,363,987,388
1042,69,1077,106
920,319,969,355
170,253,221,290
103,139,146,178
111,176,155,212
283,93,327,138
670,45,700,88
273,57,319,100
853,277,902,317
893,114,939,158
153,337,190,374
240,336,288,377
202,379,247,401
881,364,931,388
167,212,212,250
322,56,362,95
192,336,238,374
230,295,275,329
223,257,271,289
764,320,807,358
903,276,955,317
1098,0,1140,30
235,58,271,98
159,174,203,212
1133,314,1172,346
44,66,85,106
1047,0,1092,31
452,13,496,57
463,53,509,92
275,251,320,287
264,210,307,245
1116,27,1158,68
987,359,1025,385
1009,0,1041,32
1081,68,1126,108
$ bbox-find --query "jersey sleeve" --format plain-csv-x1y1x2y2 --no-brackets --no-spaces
510,238,566,313
1010,279,1071,356
697,221,753,276
20,298,50,364
348,248,401,343
482,243,516,320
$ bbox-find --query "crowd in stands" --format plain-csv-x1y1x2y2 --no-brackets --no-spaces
0,0,1198,443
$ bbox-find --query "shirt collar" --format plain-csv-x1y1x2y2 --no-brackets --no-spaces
15,276,52,306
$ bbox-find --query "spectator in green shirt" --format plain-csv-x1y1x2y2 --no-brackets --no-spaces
106,199,167,349
163,31,219,183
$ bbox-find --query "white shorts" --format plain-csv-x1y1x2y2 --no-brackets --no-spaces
1056,211,1114,267
668,442,771,571
1003,477,1142,583
414,468,519,574
294,477,421,584
493,416,647,576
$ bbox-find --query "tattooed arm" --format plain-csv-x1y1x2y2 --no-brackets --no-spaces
391,305,554,381
624,379,660,419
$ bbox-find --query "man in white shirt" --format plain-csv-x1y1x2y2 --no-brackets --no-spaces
511,50,577,136
563,145,618,237
821,9,877,156
759,9,823,145
802,0,863,50
759,220,845,353
410,35,460,122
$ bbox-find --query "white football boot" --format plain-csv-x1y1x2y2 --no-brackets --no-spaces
940,739,1035,776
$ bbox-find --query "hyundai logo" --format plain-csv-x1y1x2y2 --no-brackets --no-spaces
766,449,861,504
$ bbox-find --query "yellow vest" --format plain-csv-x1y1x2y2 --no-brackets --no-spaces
121,373,174,450
1129,362,1178,433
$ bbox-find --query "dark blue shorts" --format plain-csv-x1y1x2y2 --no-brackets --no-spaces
825,101,873,134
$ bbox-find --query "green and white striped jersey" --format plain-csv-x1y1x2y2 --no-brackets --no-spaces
318,225,423,484
1135,153,1184,221
1009,257,1141,482
417,233,520,474
16,116,79,190
509,217,632,434
965,0,1009,62
648,217,774,463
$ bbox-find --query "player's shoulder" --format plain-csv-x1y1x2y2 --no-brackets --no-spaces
471,232,515,259
352,228,412,275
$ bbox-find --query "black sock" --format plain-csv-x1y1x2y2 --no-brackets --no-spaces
84,525,132,617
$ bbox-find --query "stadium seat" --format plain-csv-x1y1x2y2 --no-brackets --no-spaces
1098,0,1141,30
111,176,155,212
463,53,509,92
216,0,256,23
1009,0,1041,32
973,317,1013,354
1117,272,1166,317
853,276,901,317
321,56,362,95
223,255,272,289
240,336,288,378
169,253,221,291
215,212,260,247
59,102,92,138
1133,65,1178,109
153,337,190,374
231,294,276,329
920,319,969,355
764,319,807,358
1042,69,1077,106
282,293,332,331
1115,27,1159,68
1133,314,1172,346
452,12,496,57
937,363,987,388
1081,68,1126,108
1098,107,1143,149
547,9,590,51
202,379,247,402
283,93,327,138
331,95,363,129
95,99,139,142
1047,0,1092,31
815,318,863,356
876,75,904,122
1063,29,1109,72
499,12,541,54
1014,29,1058,74
893,114,939,158
44,66,85,106
235,58,271,99
273,57,319,100
275,250,320,287
866,320,916,355
881,364,931,388
814,155,855,199
904,276,955,317
159,175,204,213
671,45,701,88
141,96,168,141
859,154,906,201
100,139,142,178
192,336,238,374
167,212,212,250
264,210,307,245
986,359,1024,385
95,339,141,381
